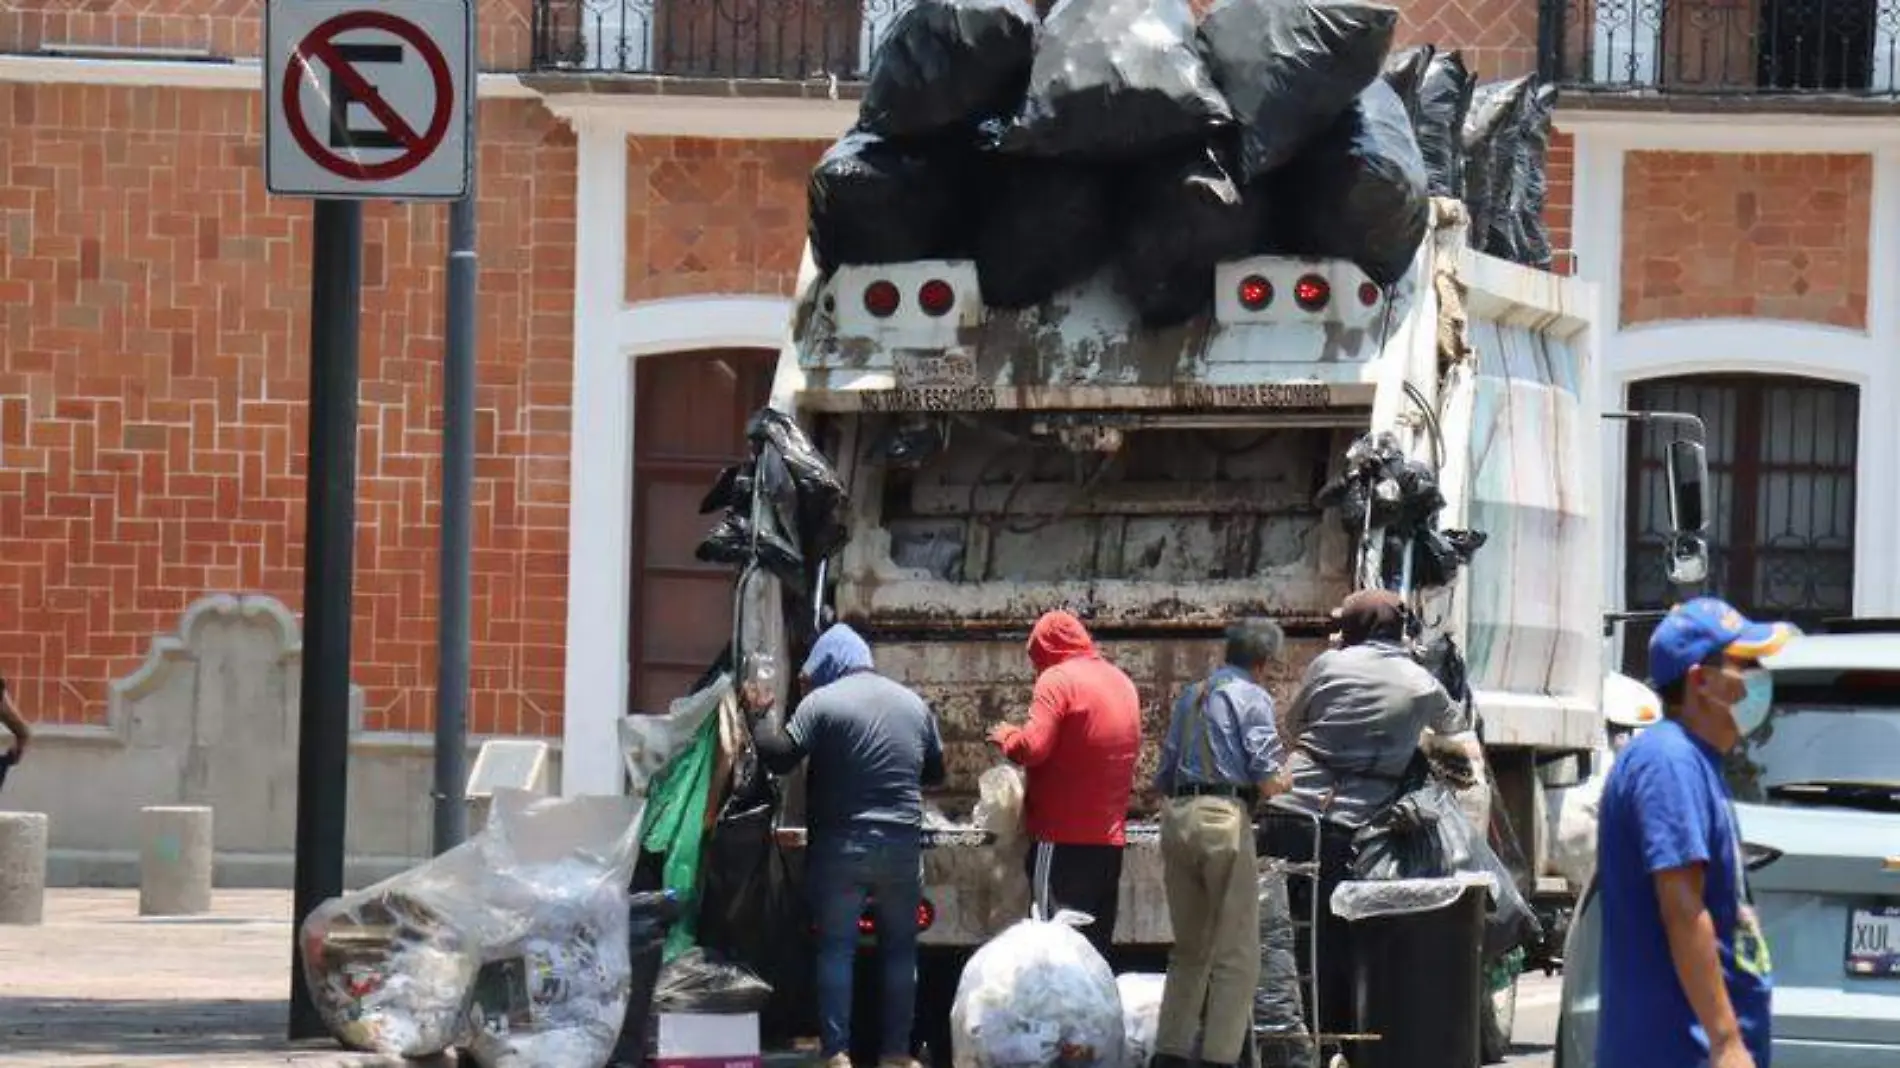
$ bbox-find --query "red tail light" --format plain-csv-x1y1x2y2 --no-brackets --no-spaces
1293,275,1330,312
918,279,955,317
844,897,937,936
1358,281,1381,307
864,280,901,318
1237,275,1273,311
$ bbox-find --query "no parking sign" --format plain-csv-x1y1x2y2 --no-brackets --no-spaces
265,0,473,200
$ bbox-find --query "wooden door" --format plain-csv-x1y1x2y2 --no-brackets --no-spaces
630,349,778,714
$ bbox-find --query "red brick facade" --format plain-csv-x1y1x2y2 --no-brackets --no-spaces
0,0,535,69
625,136,828,303
0,87,575,735
1620,151,1871,329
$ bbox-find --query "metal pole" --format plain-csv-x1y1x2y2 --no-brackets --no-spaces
289,198,363,1041
432,180,477,855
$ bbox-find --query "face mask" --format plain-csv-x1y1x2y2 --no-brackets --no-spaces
1731,670,1775,738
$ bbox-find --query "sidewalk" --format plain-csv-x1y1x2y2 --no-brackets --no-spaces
0,889,444,1068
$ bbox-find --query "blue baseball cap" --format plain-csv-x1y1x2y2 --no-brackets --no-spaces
1648,597,1800,689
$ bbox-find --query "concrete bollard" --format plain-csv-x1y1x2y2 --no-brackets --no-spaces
0,811,49,925
139,805,214,917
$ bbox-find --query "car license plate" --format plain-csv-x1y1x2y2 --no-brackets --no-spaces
1846,905,1900,977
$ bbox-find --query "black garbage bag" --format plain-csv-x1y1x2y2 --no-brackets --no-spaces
652,948,775,1015
860,0,1041,138
694,803,813,1044
695,510,804,581
1406,526,1489,588
1492,82,1558,269
607,892,683,1068
1114,145,1258,327
1380,43,1435,125
1350,780,1541,962
975,156,1116,308
1196,0,1398,182
746,409,849,564
1002,0,1234,160
1415,49,1475,199
1415,633,1473,708
1256,79,1426,285
809,130,966,272
1460,76,1535,255
698,463,752,515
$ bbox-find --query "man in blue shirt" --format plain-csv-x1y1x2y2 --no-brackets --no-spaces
1597,597,1797,1068
1151,620,1288,1068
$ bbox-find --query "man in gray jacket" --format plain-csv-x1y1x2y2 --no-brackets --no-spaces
754,624,945,1068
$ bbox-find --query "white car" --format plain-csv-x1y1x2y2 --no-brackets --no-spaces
1556,629,1900,1067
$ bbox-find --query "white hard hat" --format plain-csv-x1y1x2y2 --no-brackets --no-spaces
1602,671,1664,730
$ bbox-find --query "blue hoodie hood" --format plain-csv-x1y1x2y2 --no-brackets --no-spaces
802,624,874,689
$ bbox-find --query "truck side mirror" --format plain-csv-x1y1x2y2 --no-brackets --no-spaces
1665,439,1709,534
1664,440,1711,588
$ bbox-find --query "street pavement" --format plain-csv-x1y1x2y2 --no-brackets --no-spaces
0,889,1561,1068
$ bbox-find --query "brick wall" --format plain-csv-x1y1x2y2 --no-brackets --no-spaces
1620,151,1871,329
1398,0,1540,80
1547,130,1574,273
0,86,576,735
625,136,828,303
0,0,535,69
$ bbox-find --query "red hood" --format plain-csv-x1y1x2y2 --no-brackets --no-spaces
1027,610,1097,673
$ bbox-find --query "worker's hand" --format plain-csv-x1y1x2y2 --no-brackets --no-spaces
1710,1035,1756,1068
986,724,1014,748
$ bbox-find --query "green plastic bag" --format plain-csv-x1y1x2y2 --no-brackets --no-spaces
641,711,718,959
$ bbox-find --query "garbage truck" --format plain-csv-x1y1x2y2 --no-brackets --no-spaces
738,196,1704,1064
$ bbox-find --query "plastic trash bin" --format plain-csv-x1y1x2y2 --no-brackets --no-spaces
1330,874,1493,1068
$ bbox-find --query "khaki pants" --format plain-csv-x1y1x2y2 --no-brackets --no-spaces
1157,795,1261,1066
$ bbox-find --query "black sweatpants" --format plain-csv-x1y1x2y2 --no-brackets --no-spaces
1024,841,1123,959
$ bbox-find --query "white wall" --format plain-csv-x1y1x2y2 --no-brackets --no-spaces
554,108,811,796
1562,112,1900,637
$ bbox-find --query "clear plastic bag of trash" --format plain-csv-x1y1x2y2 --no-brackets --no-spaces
1329,872,1495,922
1255,861,1312,1065
299,885,485,1056
973,763,1027,844
462,794,646,1068
652,947,776,1014
300,793,643,1062
951,908,1126,1068
1115,973,1167,1068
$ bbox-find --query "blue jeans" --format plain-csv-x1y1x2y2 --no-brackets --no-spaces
807,822,923,1060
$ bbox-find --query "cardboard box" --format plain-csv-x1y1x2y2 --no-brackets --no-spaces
654,1012,763,1068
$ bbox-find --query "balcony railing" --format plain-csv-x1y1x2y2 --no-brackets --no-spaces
1539,0,1900,97
531,0,915,80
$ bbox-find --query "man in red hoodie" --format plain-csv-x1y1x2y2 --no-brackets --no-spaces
988,610,1142,958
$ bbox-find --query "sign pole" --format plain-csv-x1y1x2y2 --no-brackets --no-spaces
431,112,477,854
288,198,364,1041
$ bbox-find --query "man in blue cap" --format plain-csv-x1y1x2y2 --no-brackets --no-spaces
754,624,946,1068
1596,597,1799,1068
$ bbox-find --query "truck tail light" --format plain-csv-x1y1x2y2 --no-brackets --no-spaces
1358,281,1382,307
1294,274,1331,312
1238,274,1273,311
864,280,901,318
918,279,955,317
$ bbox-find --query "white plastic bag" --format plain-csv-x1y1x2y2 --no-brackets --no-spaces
1115,973,1166,1068
1547,758,1609,891
621,676,730,796
973,763,1027,843
951,908,1125,1068
973,763,1030,930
